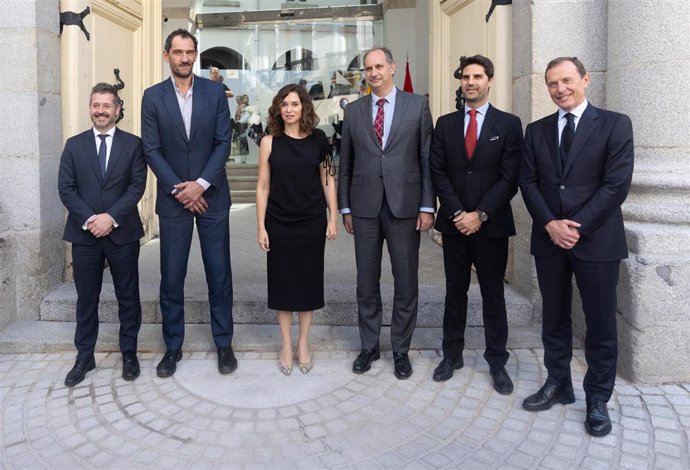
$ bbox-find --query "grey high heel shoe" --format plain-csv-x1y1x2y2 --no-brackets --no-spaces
279,348,292,376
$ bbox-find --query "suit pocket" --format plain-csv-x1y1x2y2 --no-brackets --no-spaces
351,175,363,186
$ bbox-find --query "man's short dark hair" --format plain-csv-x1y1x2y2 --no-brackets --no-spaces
455,55,495,79
363,46,395,65
164,29,198,52
544,57,587,81
90,82,122,107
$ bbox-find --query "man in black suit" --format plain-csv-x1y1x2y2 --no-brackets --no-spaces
338,47,435,379
58,83,147,386
142,29,237,377
430,55,523,394
520,57,634,437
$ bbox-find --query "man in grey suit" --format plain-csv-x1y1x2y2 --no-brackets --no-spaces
338,47,435,379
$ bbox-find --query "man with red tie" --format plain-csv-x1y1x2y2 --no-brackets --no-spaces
429,55,523,393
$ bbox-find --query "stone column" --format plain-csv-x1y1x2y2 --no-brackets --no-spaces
607,0,690,382
511,0,608,316
0,0,64,328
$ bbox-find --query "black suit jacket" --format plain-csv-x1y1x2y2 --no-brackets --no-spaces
430,104,523,238
520,104,634,261
141,76,231,216
58,127,146,246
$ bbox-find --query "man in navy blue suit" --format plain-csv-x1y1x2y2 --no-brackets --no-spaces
142,29,236,377
58,83,147,386
520,57,634,436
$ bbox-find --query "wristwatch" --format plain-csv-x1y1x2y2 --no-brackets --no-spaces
476,210,488,222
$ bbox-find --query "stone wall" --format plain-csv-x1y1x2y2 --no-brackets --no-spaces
607,0,690,382
0,0,64,327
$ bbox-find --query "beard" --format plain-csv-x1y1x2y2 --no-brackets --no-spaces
171,63,193,79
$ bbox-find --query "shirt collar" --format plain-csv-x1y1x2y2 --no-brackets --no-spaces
372,86,396,104
465,101,490,116
92,126,116,138
170,75,195,96
559,99,588,120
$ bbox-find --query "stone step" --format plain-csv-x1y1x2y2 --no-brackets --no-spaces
231,190,257,204
226,163,258,178
229,176,259,191
39,281,534,327
0,320,546,354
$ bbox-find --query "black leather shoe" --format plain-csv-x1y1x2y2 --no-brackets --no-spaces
217,346,238,374
433,357,464,382
64,357,96,387
156,350,182,378
489,366,514,395
122,351,140,381
585,399,612,437
393,352,413,380
352,349,380,374
522,382,575,411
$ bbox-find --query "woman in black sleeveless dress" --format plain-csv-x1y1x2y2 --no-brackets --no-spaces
256,84,338,375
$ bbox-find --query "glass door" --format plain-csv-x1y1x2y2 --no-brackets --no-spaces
198,13,383,164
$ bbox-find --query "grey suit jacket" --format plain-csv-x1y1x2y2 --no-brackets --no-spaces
337,89,435,218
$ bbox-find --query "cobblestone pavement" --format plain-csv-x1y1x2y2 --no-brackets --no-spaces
1,349,689,470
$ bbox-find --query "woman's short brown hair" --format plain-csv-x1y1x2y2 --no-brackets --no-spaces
267,83,319,137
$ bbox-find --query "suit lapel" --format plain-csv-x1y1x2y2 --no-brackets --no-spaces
452,111,469,162
162,78,189,143
384,88,407,150
542,112,560,176
358,94,379,148
189,75,203,142
82,130,103,183
563,104,598,176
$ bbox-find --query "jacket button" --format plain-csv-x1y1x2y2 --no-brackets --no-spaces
560,185,565,190
381,154,385,158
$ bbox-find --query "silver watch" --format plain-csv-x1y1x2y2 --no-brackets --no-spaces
476,210,488,222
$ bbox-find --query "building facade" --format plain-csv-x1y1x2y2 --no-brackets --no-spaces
1,0,688,383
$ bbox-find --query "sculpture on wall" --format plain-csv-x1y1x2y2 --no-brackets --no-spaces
60,6,91,40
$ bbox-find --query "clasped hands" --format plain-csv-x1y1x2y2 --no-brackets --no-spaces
87,213,115,238
545,219,581,249
174,181,208,213
454,211,481,235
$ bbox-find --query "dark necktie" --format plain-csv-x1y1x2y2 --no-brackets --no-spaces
465,109,478,159
98,134,108,178
374,98,385,146
560,112,575,169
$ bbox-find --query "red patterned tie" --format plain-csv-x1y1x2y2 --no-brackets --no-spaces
465,109,478,159
374,98,385,146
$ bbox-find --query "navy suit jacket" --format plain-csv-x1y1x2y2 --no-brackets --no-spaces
520,104,634,262
58,127,146,246
337,89,435,218
141,76,231,216
430,104,523,238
